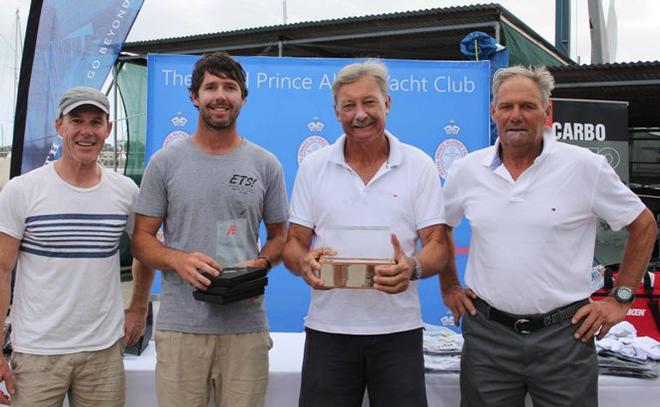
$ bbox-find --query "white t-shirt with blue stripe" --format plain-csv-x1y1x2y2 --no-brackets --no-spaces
0,164,138,354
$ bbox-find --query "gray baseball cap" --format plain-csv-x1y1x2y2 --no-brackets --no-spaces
58,86,110,116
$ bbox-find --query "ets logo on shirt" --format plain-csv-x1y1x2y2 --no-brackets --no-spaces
228,174,258,195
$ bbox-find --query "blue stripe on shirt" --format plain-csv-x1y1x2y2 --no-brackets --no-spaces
25,213,128,222
26,222,125,230
20,246,120,258
22,238,117,250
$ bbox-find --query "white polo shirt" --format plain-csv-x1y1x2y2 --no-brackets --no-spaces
443,129,646,315
289,131,446,334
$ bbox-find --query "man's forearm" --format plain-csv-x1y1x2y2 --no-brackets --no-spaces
417,225,449,279
282,224,315,277
616,209,658,287
282,239,308,276
127,259,155,311
438,227,461,292
259,238,285,268
0,270,11,348
257,223,287,268
0,235,20,348
132,231,186,272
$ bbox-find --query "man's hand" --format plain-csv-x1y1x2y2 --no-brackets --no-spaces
374,234,413,294
0,356,13,404
572,297,629,341
123,306,148,346
441,284,477,326
172,252,222,290
236,257,270,270
301,248,336,289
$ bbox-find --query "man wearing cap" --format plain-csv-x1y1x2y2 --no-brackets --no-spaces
0,86,154,406
441,66,657,406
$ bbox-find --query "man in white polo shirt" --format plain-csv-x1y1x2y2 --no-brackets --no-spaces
283,60,449,407
441,65,657,407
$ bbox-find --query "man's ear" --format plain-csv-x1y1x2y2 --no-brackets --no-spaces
544,101,553,122
191,91,200,109
104,121,113,141
55,117,63,135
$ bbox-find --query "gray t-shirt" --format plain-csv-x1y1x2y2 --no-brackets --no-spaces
136,138,288,334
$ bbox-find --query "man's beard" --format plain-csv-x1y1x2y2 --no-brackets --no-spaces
200,104,239,130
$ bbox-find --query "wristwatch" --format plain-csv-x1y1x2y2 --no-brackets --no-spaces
611,286,635,304
410,257,422,281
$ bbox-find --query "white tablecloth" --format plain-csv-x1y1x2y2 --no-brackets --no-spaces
2,333,657,406
122,332,660,407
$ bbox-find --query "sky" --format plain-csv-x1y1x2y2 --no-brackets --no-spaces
1,0,660,146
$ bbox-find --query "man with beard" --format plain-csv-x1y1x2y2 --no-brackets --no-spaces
132,52,288,407
283,60,449,407
441,65,657,406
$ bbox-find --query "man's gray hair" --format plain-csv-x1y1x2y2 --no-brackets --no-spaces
492,65,555,107
332,60,388,107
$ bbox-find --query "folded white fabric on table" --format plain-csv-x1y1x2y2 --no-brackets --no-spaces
596,321,660,361
423,323,463,373
423,323,463,354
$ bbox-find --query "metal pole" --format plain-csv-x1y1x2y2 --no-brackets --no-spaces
12,8,21,147
14,9,20,106
555,0,571,57
112,63,119,171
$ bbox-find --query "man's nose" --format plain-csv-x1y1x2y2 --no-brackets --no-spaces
510,105,523,120
354,105,368,119
212,88,229,103
78,123,96,135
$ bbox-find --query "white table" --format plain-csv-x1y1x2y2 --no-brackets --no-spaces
2,333,656,406
121,333,660,407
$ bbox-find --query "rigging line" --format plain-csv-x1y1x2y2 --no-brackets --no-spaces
0,32,14,49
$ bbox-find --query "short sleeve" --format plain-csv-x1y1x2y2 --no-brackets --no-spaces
124,178,140,236
591,156,645,231
135,154,168,218
289,159,316,229
263,159,289,224
442,159,465,228
414,157,446,230
0,177,27,239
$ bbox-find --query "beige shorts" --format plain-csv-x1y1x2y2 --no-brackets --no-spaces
155,330,272,407
9,340,125,407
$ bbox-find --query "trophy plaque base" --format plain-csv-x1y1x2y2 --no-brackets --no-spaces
319,257,395,289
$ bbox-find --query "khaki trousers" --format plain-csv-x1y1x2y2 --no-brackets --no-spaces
10,340,125,407
155,330,272,407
